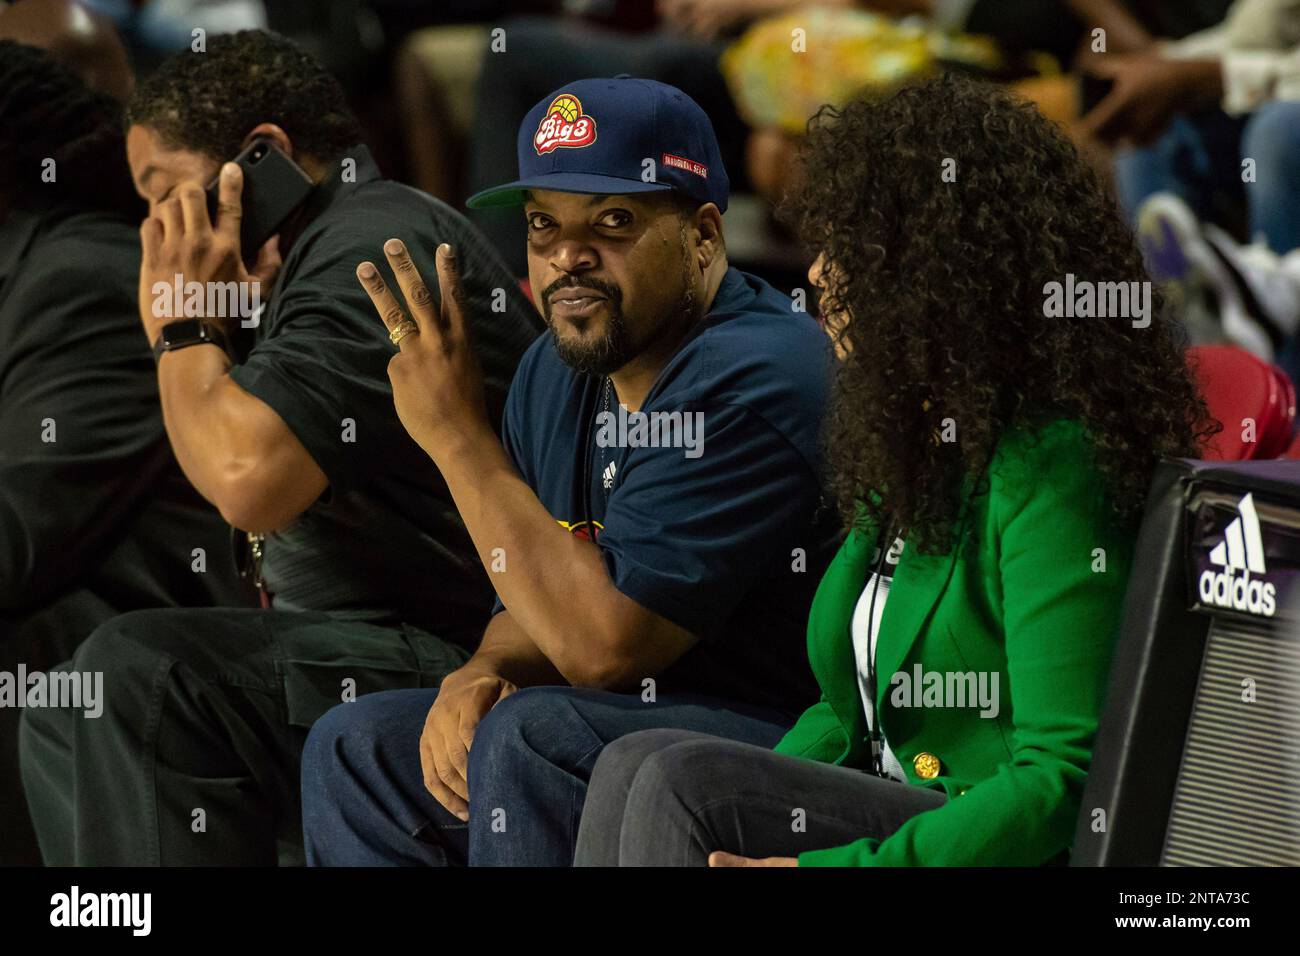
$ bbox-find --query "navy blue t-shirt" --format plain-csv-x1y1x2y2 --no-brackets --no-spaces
499,267,839,717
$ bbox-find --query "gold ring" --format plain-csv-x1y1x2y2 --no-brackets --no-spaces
389,320,418,345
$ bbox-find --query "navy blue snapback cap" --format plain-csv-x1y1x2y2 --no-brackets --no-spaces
466,75,729,212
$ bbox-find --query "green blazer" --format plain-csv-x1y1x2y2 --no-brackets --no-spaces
774,419,1135,866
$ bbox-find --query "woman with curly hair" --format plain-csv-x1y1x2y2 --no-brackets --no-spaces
572,72,1217,867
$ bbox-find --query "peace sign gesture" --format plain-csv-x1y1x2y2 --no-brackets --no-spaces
357,239,490,461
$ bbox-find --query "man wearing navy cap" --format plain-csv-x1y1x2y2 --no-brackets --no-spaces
301,77,840,866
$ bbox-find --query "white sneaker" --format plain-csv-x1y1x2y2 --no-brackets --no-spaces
1137,193,1280,359
1202,225,1300,340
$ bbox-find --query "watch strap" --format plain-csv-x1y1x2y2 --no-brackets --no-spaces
153,319,230,362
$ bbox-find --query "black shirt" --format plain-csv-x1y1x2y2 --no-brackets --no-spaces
0,203,251,658
499,268,839,717
227,146,543,646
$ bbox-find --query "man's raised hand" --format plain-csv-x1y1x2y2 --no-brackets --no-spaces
137,161,280,342
355,240,491,461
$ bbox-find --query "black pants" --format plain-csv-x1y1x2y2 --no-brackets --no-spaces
0,600,91,864
19,606,471,866
573,729,947,866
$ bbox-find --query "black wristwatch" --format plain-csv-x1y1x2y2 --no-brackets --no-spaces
152,319,231,362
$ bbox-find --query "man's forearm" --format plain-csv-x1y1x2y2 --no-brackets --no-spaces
466,610,566,688
153,340,328,531
432,431,629,679
155,342,238,507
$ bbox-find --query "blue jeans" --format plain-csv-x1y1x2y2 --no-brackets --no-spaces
1115,101,1300,254
300,685,791,866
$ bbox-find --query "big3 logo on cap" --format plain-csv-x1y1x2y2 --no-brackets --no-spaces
534,94,597,154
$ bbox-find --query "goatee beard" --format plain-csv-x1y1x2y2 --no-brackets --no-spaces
545,239,700,377
546,303,634,377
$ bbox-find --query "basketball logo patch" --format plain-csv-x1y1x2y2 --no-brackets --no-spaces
534,94,598,154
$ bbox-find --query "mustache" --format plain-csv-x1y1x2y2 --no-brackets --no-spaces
539,275,623,305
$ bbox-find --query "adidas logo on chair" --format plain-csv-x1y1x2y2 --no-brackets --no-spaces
1198,493,1278,617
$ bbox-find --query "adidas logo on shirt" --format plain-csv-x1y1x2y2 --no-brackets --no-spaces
602,460,617,491
1198,493,1277,617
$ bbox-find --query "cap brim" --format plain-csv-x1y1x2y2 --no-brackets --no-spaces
466,172,674,209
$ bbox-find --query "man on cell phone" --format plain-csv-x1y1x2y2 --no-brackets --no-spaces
19,29,543,866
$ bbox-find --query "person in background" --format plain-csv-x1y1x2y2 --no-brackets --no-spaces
574,73,1217,867
0,0,135,100
0,40,249,865
1081,0,1300,378
19,29,543,866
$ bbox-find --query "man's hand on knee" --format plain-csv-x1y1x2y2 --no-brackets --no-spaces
419,666,518,821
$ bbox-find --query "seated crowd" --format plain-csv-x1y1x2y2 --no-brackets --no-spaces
0,1,1293,867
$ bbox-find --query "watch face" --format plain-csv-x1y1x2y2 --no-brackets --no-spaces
162,320,204,348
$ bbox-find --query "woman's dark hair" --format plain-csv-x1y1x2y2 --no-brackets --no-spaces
0,40,141,218
126,29,363,162
781,72,1217,553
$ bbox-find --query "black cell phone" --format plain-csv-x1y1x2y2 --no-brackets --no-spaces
1079,74,1115,116
206,137,314,259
